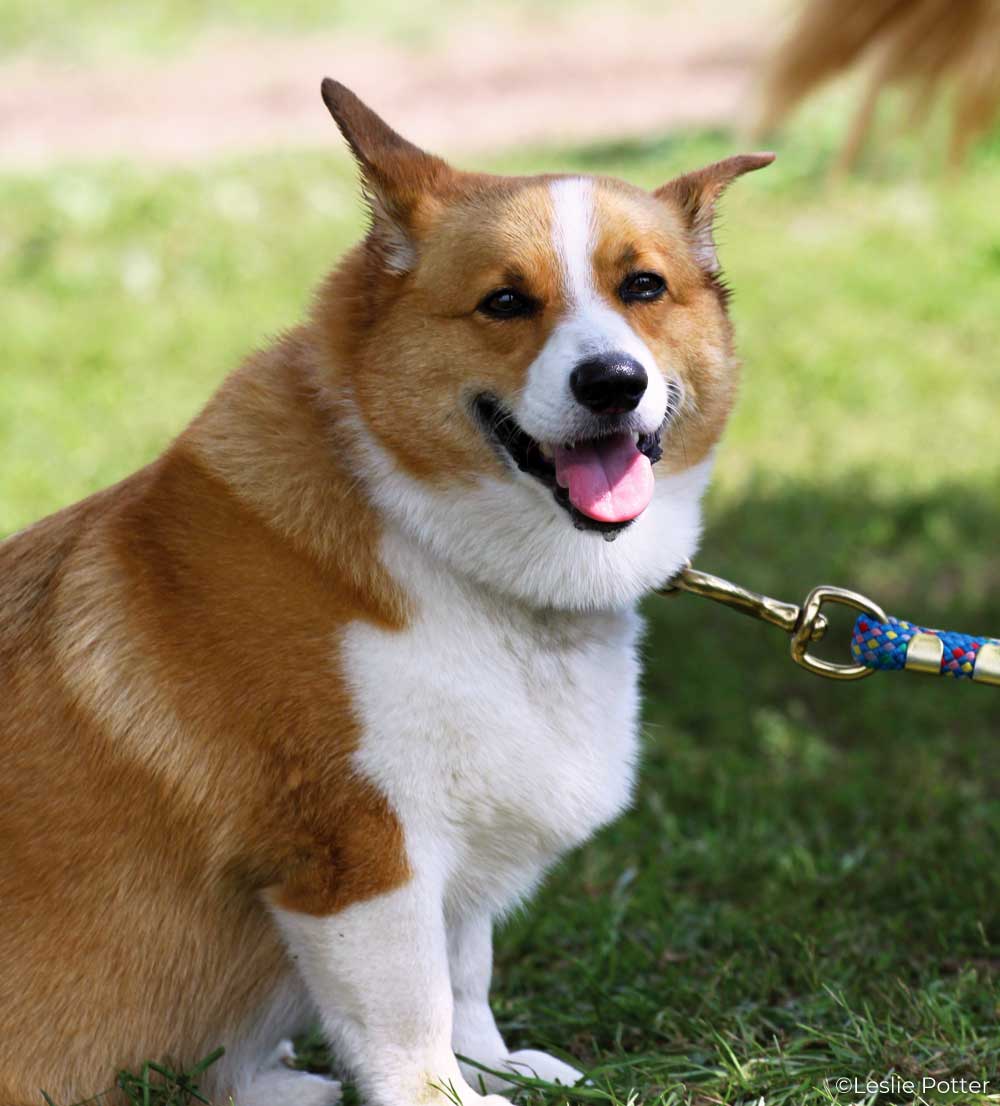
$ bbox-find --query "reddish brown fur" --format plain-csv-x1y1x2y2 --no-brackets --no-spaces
757,0,1000,167
0,333,410,1104
319,175,566,485
589,180,745,472
0,83,767,1104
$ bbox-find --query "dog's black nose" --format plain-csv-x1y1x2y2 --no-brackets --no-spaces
569,354,648,415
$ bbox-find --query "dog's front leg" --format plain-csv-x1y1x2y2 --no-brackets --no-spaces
448,911,583,1093
272,875,510,1106
449,910,508,1087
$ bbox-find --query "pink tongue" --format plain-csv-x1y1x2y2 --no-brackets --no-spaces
553,433,654,524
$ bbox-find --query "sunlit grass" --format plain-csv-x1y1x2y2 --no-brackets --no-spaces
0,0,664,60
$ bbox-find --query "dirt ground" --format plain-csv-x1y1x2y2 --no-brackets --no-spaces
0,8,775,167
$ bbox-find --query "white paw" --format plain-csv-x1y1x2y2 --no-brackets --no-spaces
239,1065,342,1106
461,1049,583,1093
423,1074,510,1106
265,1037,297,1067
460,1091,510,1106
504,1049,583,1086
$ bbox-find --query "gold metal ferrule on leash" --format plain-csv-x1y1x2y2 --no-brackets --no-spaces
657,564,888,681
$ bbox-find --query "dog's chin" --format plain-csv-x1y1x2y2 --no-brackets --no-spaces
472,394,665,542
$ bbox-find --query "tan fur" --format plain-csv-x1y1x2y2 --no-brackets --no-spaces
0,335,411,1103
318,176,565,486
0,83,764,1104
757,0,1000,167
590,178,745,472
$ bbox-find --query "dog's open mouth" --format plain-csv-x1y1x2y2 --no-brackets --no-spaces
474,394,664,537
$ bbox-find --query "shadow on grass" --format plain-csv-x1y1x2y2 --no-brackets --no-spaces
493,478,1000,1101
645,476,1000,750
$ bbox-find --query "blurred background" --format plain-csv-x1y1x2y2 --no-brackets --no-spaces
2,1,999,1103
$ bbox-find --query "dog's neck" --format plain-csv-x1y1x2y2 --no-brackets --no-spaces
179,327,408,624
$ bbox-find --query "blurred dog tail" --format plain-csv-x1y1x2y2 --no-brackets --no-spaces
755,0,1000,168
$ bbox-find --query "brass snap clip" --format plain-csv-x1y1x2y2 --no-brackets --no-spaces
789,585,887,680
659,565,888,681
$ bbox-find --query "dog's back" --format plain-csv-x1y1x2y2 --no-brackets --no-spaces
0,459,286,1103
0,339,408,1103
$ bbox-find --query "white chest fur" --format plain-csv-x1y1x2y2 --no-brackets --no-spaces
340,531,643,916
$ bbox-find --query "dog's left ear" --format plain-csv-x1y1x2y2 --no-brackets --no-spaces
654,153,775,274
321,79,454,273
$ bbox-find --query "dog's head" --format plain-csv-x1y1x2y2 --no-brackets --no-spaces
318,81,772,610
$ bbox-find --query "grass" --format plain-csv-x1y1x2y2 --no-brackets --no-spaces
0,0,774,61
0,0,669,60
3,113,1000,1104
0,0,480,57
40,1050,225,1106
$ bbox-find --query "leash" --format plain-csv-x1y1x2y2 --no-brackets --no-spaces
658,565,1000,688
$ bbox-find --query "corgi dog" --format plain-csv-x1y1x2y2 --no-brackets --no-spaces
0,81,771,1106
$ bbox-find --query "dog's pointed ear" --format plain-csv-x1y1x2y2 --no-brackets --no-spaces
321,79,454,273
654,153,775,274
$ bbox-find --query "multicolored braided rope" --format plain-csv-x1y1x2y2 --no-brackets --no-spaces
852,615,1000,683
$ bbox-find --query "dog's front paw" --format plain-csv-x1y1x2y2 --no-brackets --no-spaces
427,1077,509,1106
240,1069,342,1106
462,1048,583,1093
239,1042,342,1106
504,1049,583,1086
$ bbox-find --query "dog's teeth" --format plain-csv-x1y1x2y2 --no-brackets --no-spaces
632,432,640,444
539,443,554,460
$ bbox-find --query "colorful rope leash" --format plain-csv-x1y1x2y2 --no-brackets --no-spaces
851,615,1000,683
658,565,1000,688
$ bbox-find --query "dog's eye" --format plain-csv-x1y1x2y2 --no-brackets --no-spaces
478,287,536,319
619,271,667,303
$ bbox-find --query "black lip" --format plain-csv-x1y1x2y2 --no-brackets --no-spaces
472,393,665,537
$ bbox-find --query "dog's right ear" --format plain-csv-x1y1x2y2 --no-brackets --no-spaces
321,79,453,274
654,153,775,275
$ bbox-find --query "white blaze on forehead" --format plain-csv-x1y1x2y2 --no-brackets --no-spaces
514,177,669,444
551,177,597,306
